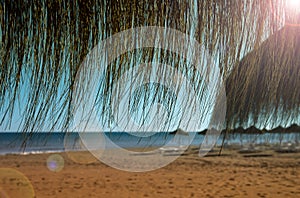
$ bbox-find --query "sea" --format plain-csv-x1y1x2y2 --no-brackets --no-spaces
0,132,299,155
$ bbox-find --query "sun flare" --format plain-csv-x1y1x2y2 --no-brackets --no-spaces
287,0,300,10
285,0,300,24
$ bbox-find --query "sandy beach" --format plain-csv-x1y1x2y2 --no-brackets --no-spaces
1,148,300,198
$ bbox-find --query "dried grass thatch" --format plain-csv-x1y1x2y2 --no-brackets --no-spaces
0,0,298,133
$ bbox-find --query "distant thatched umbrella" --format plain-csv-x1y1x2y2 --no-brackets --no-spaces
226,15,300,130
170,128,189,136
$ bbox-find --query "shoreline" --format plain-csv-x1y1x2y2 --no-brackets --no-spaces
2,142,300,156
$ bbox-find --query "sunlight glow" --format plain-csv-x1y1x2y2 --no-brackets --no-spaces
285,0,300,25
287,0,300,10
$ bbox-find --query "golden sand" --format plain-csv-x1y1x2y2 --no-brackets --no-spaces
1,148,300,198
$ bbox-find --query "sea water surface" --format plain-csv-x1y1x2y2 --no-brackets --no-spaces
0,132,299,155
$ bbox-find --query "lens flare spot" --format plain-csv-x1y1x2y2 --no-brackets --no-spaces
0,187,9,198
46,154,64,172
0,168,35,198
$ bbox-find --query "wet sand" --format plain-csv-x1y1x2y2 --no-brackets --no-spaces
1,148,300,198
